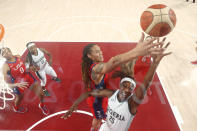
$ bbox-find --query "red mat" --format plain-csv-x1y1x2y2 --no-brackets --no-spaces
0,42,180,131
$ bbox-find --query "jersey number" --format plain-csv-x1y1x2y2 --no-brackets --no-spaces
41,60,44,64
19,67,24,73
109,115,115,124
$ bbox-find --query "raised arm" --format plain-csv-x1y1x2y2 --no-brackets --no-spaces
61,89,114,119
92,33,164,75
133,38,171,107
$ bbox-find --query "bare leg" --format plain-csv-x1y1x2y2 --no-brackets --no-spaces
30,81,49,115
14,94,24,107
13,93,27,113
30,82,44,102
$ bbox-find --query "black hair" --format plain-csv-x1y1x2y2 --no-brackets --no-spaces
81,43,96,90
26,42,35,66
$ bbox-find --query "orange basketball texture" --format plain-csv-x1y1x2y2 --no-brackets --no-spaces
140,4,176,37
0,24,5,42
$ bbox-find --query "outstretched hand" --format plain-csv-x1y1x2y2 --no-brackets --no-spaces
152,37,172,64
135,33,165,56
11,82,29,90
61,105,78,120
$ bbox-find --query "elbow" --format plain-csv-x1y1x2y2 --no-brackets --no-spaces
111,56,121,65
105,56,121,73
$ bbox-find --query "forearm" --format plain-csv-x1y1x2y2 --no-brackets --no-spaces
72,92,89,106
135,63,158,101
104,49,139,73
143,63,159,90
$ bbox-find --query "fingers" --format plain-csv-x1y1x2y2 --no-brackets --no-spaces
164,42,170,49
147,42,162,49
138,32,145,43
16,82,29,90
147,37,157,45
160,37,166,48
163,52,172,56
61,112,72,120
162,37,166,43
61,115,68,120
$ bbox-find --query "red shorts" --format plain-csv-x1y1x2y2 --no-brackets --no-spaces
87,96,108,119
13,72,36,94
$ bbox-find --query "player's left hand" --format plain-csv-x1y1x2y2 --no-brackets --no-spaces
152,37,172,64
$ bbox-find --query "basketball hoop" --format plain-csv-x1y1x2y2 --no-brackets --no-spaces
0,24,15,110
0,79,15,110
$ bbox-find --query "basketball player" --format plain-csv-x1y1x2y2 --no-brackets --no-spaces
1,47,49,115
191,41,197,64
62,33,166,131
25,42,61,96
62,38,171,131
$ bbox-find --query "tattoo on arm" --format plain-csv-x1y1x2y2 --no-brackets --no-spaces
91,63,104,80
112,55,121,65
95,63,104,73
91,70,97,80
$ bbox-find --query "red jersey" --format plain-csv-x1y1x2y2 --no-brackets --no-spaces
89,63,109,90
87,63,108,119
7,57,36,93
7,57,26,79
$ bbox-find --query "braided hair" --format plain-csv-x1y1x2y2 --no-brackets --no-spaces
26,42,35,66
81,43,96,90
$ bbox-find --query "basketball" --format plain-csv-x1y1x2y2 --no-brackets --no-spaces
140,4,176,37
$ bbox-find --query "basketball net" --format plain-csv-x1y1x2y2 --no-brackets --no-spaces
0,24,15,110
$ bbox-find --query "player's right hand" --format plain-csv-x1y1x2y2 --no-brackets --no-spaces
61,105,78,120
13,82,29,90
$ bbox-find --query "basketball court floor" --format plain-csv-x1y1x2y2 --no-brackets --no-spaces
0,0,197,131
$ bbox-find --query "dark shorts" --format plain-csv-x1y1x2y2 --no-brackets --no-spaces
87,96,108,119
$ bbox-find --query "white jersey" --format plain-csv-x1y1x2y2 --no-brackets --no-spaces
32,48,47,70
100,90,135,131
